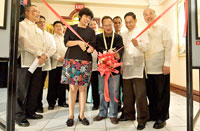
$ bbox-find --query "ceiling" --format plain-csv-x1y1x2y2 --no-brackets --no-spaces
148,0,166,5
32,0,166,7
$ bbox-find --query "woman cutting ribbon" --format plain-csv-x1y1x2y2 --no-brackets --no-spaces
61,8,96,127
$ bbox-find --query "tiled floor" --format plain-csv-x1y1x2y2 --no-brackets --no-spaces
0,88,199,131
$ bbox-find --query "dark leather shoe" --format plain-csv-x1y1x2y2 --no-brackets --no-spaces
58,102,69,108
16,119,30,127
66,118,74,127
118,117,129,121
153,120,166,129
48,105,54,110
78,115,89,126
36,107,44,113
118,114,135,121
110,117,118,124
92,106,99,110
27,114,43,119
93,115,106,121
118,114,128,121
137,123,146,130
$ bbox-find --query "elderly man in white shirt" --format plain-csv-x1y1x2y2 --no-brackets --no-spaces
143,8,173,129
16,5,47,127
47,21,68,110
119,12,149,130
36,15,56,113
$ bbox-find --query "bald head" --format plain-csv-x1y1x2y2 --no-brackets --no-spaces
25,5,40,23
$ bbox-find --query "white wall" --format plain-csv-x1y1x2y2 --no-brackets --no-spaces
159,0,199,91
0,0,11,58
32,0,200,91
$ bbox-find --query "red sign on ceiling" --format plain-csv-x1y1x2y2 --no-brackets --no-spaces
75,4,85,10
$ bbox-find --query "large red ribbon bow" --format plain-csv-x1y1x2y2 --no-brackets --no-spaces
98,51,123,102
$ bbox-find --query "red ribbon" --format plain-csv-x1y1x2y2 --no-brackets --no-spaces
183,0,188,37
42,0,179,103
98,52,123,102
135,0,179,40
23,0,28,5
41,0,86,43
104,72,111,102
42,0,119,102
115,0,180,54
42,0,179,49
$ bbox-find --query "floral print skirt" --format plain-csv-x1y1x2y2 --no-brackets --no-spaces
61,59,92,87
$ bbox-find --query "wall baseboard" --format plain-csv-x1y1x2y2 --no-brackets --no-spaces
170,83,200,102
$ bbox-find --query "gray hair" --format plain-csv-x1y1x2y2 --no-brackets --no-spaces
25,5,37,12
143,7,156,16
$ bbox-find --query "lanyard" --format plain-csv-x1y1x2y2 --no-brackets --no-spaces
103,31,115,50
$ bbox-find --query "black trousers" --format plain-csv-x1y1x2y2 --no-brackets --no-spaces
37,71,47,109
123,77,149,123
90,71,100,107
16,67,42,121
47,67,67,106
146,74,170,121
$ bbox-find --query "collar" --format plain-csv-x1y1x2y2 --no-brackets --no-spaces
115,31,121,35
54,33,64,37
24,18,35,25
104,32,113,38
128,26,138,34
43,30,48,35
152,23,158,28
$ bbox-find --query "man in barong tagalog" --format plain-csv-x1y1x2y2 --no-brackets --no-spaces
143,8,173,129
16,5,45,127
119,12,150,130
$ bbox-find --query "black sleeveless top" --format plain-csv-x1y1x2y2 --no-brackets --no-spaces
64,24,96,61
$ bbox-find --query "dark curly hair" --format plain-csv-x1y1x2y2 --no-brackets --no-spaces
79,8,94,21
